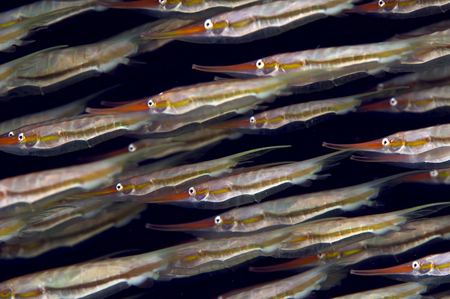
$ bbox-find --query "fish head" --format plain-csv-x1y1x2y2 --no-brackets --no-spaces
249,115,269,129
0,129,38,149
148,184,210,203
147,94,169,113
187,185,210,202
403,169,450,184
163,214,237,232
215,213,257,232
362,97,412,113
86,94,168,114
213,115,267,130
115,181,135,195
351,257,433,277
193,57,279,77
380,134,406,153
323,133,405,153
142,17,227,39
356,0,398,13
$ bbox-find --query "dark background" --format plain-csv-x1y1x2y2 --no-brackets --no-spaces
1,1,450,298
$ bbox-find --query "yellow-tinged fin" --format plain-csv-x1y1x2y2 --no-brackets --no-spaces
359,170,424,193
308,149,354,168
83,249,141,263
224,145,290,164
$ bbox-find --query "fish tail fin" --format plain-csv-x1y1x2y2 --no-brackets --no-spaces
398,202,450,221
313,150,353,169
226,145,291,166
360,170,424,197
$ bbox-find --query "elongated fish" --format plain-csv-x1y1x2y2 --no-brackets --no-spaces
0,112,154,156
250,215,450,273
142,150,351,209
355,0,450,19
71,146,288,200
351,250,450,285
0,202,445,299
218,252,368,299
323,123,450,166
141,0,357,43
212,88,400,134
361,84,450,114
146,171,416,235
0,0,105,28
0,144,173,219
98,0,263,19
0,202,147,259
332,282,428,299
0,19,194,98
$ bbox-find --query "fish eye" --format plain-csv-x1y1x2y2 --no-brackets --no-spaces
214,216,223,225
382,138,390,147
250,116,256,123
189,187,197,196
159,0,166,4
318,253,325,259
116,183,124,192
18,133,25,142
256,59,265,69
204,19,213,30
378,0,385,7
412,261,420,270
430,170,439,177
8,131,14,138
148,99,155,108
390,97,397,106
128,143,136,152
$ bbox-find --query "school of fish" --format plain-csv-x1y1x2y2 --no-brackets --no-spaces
3,0,450,298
